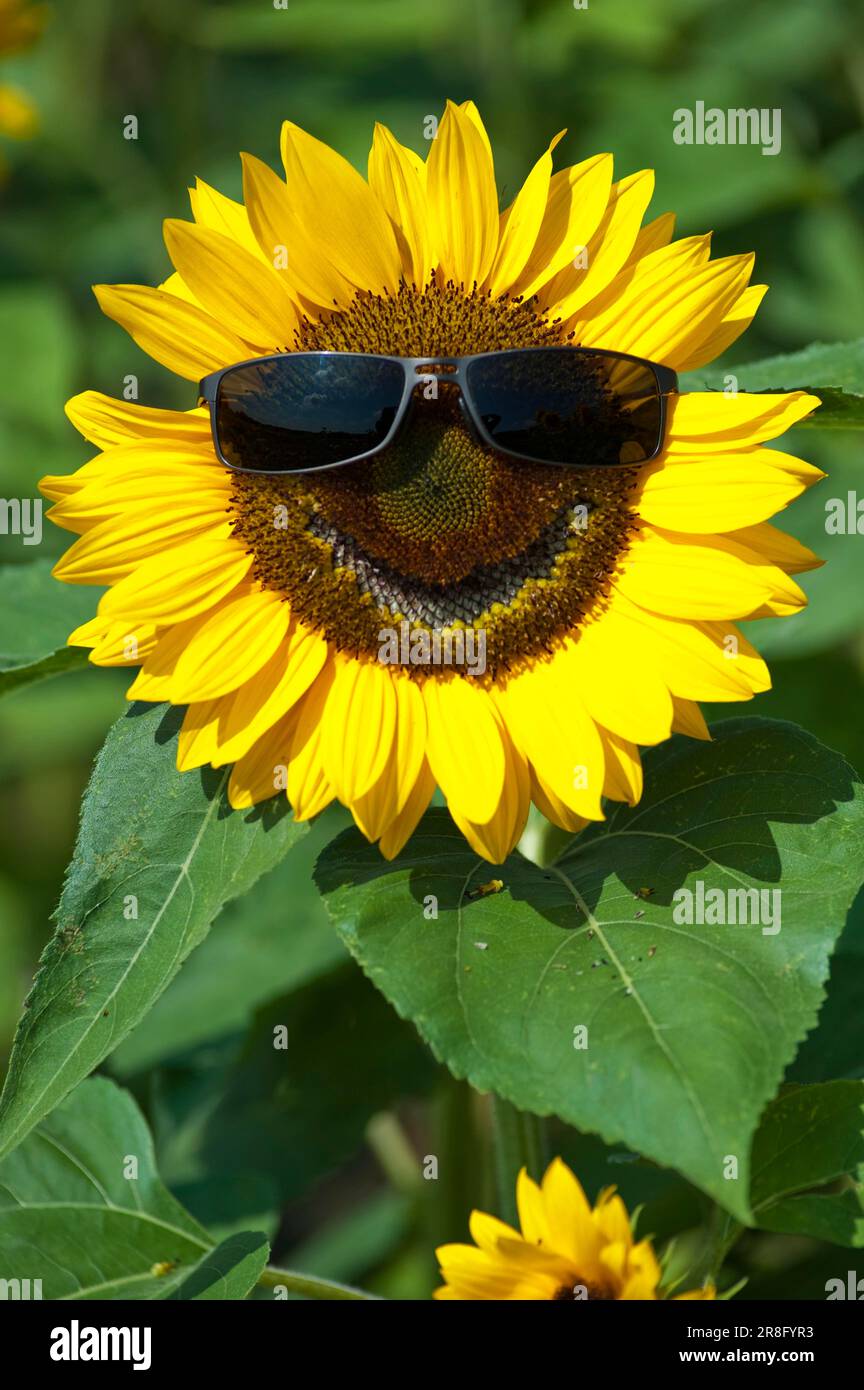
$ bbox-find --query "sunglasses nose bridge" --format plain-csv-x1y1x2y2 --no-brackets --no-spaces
412,371,444,392
408,369,478,429
411,357,461,387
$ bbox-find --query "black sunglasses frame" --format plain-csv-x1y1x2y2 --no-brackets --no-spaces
198,346,679,476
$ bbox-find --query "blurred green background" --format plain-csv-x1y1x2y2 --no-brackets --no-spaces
1,0,863,1297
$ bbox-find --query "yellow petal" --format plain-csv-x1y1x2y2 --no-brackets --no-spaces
617,525,806,620
280,121,402,293
49,466,230,533
528,768,590,834
448,724,530,864
367,123,432,289
189,177,267,260
543,169,654,318
423,677,506,825
99,536,251,623
676,283,768,371
675,1283,717,1301
241,151,355,310
212,620,329,765
727,521,822,574
228,713,298,810
625,210,676,263
378,759,436,860
321,655,398,803
68,616,158,667
42,439,223,516
0,83,38,139
126,608,230,701
608,592,770,701
636,448,823,533
458,100,494,162
576,249,754,367
577,231,712,326
177,699,225,772
286,666,337,820
157,270,201,309
670,697,711,740
516,1169,552,1247
498,659,605,819
67,614,115,649
94,284,250,381
486,132,565,297
540,1159,599,1265
169,588,291,702
601,730,643,804
667,390,820,448
163,218,299,350
512,153,613,301
426,100,499,289
351,674,426,842
469,1210,523,1254
64,392,210,450
564,623,673,744
53,513,232,584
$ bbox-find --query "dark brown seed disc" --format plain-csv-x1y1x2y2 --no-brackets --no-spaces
229,282,638,682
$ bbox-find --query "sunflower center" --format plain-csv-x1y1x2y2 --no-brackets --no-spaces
229,282,638,681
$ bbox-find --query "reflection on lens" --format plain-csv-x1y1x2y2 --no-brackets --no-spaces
466,348,663,467
216,353,405,472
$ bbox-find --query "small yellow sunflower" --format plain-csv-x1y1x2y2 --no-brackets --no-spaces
435,1157,715,1300
0,0,46,139
43,101,823,862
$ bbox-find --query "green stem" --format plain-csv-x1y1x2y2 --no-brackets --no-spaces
684,1205,744,1290
711,1212,745,1281
491,1095,548,1225
427,1078,489,1250
256,1266,381,1301
366,1111,422,1195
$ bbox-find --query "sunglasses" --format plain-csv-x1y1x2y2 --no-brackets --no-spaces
198,346,677,476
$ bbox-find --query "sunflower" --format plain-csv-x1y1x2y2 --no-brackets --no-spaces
43,101,822,862
0,0,46,140
435,1157,715,1300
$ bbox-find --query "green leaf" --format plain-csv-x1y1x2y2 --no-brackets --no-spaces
788,891,864,1083
683,339,864,428
163,1231,270,1300
151,963,436,1227
751,1081,864,1207
757,1190,864,1247
0,560,95,696
109,807,349,1078
0,703,307,1161
315,719,864,1221
0,1076,218,1300
750,1081,864,1247
707,651,864,784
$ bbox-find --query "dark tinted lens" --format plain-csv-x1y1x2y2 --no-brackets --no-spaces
215,354,405,472
465,348,664,466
